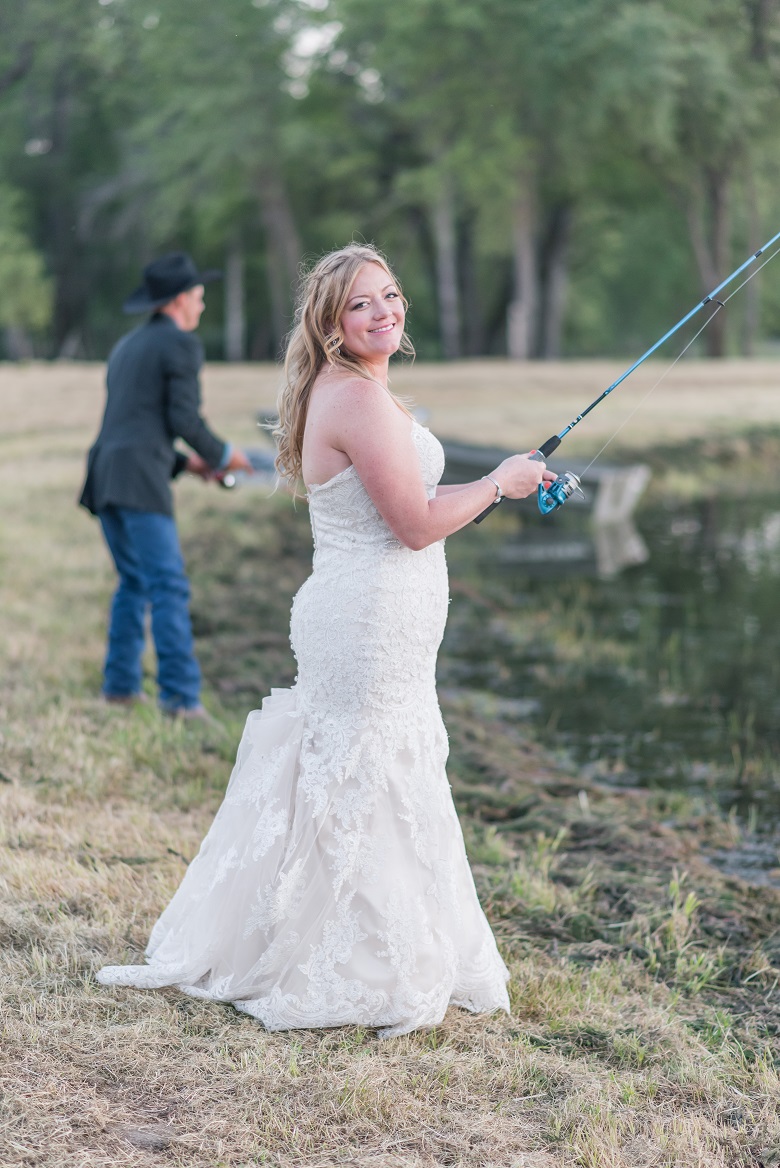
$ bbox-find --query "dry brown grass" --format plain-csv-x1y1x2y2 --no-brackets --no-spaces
5,355,780,456
2,361,780,1167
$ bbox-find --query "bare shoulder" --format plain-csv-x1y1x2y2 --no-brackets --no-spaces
311,373,406,429
312,370,387,407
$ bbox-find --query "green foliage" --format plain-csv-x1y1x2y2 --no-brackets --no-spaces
0,185,52,331
1,0,779,356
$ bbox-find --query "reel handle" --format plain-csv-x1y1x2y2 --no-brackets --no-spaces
537,470,584,515
474,434,561,524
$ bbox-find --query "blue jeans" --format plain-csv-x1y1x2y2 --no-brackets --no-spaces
98,507,201,710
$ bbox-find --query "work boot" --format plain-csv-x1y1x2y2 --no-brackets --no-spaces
102,692,147,706
161,703,214,723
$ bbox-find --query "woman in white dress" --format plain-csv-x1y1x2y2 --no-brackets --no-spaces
97,243,555,1037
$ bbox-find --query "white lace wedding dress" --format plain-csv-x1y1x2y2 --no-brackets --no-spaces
97,423,510,1036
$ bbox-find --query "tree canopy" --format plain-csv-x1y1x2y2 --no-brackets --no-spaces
1,0,779,360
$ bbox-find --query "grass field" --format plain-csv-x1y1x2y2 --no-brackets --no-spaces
6,356,780,454
2,361,780,1167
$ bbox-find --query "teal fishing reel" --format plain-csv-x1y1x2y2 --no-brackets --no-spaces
537,471,584,515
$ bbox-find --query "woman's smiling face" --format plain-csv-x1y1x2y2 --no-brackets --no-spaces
339,262,405,367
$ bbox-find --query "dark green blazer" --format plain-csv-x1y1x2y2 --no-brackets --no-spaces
80,313,226,517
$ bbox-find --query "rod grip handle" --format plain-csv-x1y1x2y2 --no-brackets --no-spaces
474,435,562,524
474,497,503,525
537,434,561,458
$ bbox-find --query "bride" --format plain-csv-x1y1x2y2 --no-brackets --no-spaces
97,243,554,1037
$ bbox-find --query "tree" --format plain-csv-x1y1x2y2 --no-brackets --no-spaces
611,0,780,355
1,0,778,360
328,0,685,359
122,0,314,355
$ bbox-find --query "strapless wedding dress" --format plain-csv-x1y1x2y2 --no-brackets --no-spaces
97,423,510,1036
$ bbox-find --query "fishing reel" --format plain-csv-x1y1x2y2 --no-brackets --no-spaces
537,471,584,515
214,449,277,489
473,230,780,526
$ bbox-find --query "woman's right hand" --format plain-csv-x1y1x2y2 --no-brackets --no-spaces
491,453,553,499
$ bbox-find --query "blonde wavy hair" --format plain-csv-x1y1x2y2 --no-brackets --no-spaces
274,243,414,484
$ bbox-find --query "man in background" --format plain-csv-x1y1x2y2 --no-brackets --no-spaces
80,252,252,719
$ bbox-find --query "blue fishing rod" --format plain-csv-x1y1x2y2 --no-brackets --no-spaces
475,228,780,523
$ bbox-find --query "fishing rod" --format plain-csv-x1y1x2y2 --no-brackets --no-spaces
475,228,780,524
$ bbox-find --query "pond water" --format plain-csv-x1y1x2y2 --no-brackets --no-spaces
443,490,780,826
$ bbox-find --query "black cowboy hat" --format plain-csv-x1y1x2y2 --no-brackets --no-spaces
122,252,222,313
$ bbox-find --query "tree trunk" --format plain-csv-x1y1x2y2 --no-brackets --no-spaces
224,237,245,361
4,325,34,360
430,177,461,359
742,166,760,356
685,192,717,291
685,169,730,358
506,181,537,360
747,0,772,60
711,170,730,271
538,202,572,359
249,318,273,360
706,170,730,358
459,213,485,356
256,167,302,355
0,41,34,97
49,68,88,354
57,328,82,359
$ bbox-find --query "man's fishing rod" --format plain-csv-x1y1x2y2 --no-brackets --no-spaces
475,228,780,524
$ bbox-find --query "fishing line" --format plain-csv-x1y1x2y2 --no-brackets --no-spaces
474,229,780,522
722,242,780,305
579,307,722,480
580,241,780,481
